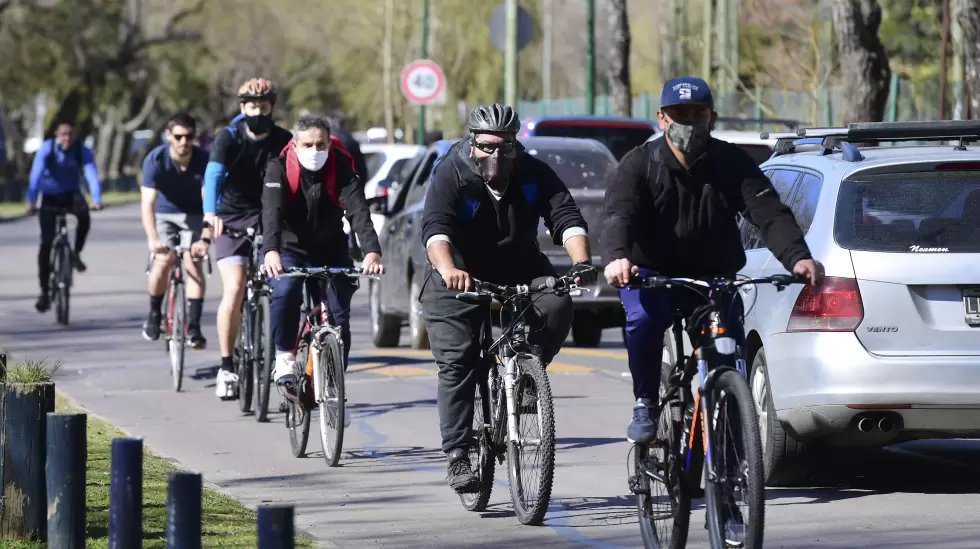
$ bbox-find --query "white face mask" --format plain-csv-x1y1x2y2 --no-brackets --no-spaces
297,147,329,171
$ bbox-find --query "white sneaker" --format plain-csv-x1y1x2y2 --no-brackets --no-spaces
214,369,239,400
274,351,299,385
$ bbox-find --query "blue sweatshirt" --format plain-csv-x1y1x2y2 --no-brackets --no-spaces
27,139,102,204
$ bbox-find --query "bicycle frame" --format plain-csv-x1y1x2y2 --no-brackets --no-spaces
49,211,72,296
143,233,212,337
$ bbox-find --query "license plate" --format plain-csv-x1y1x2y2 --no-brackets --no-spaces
965,288,980,327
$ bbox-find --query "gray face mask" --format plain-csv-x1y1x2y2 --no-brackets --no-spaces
666,120,710,154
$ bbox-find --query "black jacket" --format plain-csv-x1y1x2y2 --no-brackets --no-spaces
261,148,381,265
601,137,812,278
333,128,369,185
420,140,588,285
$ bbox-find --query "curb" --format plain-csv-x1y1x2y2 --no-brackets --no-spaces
0,198,140,224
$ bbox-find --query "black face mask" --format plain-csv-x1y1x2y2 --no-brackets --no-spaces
244,114,274,135
474,150,515,192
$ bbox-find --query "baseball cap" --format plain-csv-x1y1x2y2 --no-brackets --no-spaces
660,76,714,109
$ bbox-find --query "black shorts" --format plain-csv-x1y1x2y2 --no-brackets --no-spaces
214,210,261,267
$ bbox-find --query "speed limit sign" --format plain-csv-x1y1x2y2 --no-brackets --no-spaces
400,59,446,105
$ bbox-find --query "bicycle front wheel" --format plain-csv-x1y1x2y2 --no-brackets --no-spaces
317,332,346,467
506,354,556,526
169,282,186,392
460,369,495,511
56,243,72,326
236,302,254,413
288,340,313,458
704,369,765,549
254,293,273,422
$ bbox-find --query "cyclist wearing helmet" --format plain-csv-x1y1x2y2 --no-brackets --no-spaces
203,77,293,400
419,103,598,493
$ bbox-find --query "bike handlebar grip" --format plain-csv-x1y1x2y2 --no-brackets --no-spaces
545,276,557,289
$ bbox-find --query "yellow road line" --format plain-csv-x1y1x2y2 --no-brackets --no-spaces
556,348,628,360
548,362,594,374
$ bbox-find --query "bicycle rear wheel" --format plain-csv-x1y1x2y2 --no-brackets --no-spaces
704,369,765,549
317,331,345,467
254,293,274,422
506,354,556,526
169,281,186,392
236,301,253,412
288,339,313,458
55,243,72,326
635,362,690,549
460,368,496,511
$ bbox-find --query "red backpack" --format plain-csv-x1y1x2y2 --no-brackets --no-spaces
278,136,356,208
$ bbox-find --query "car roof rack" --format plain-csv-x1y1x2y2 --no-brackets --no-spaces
764,120,980,160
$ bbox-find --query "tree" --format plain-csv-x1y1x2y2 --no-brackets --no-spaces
832,0,892,123
606,0,631,116
955,0,980,118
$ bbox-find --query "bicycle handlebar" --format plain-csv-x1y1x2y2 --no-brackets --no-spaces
275,266,380,281
454,274,580,303
628,273,806,292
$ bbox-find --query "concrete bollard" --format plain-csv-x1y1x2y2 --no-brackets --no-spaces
166,472,201,549
46,413,87,549
0,381,55,541
109,438,143,549
257,505,295,549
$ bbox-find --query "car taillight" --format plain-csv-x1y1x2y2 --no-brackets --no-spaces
787,277,864,332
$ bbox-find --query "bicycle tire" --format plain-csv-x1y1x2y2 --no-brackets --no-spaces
703,369,765,549
236,302,253,412
288,339,313,458
254,293,273,422
56,243,72,326
635,362,690,549
506,354,556,526
317,331,345,467
169,281,186,392
460,368,495,511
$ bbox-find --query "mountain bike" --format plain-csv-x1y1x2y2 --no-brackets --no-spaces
626,273,803,549
455,274,582,526
277,266,377,466
144,231,211,392
45,207,74,326
222,226,275,422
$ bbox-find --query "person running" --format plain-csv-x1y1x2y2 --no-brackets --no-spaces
140,112,211,348
203,78,293,400
26,119,102,313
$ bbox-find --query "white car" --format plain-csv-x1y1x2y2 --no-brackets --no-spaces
343,143,425,240
647,129,778,165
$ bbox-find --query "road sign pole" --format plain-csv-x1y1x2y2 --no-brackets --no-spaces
418,0,430,146
505,0,518,107
585,0,595,115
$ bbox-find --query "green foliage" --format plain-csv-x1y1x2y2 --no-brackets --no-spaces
5,359,62,383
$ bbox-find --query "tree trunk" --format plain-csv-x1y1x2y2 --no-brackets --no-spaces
93,107,117,179
383,0,395,143
606,0,632,116
955,0,980,119
831,0,892,123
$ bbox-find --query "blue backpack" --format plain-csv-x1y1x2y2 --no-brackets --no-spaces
44,139,84,175
221,113,249,171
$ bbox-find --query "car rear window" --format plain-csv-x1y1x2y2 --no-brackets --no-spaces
527,147,617,189
531,123,654,160
737,144,774,165
835,171,980,252
364,152,386,180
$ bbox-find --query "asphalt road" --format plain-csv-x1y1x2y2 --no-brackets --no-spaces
3,205,980,548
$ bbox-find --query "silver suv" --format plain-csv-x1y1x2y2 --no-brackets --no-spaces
697,121,980,486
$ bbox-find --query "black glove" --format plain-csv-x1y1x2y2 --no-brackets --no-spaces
567,260,598,286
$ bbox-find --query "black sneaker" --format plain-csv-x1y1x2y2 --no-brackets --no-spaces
72,253,87,273
187,325,207,349
35,294,50,313
446,448,480,493
142,311,162,341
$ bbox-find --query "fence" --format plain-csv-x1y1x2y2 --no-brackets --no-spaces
517,76,943,126
0,374,297,547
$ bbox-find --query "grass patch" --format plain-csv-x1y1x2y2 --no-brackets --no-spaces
4,359,62,383
0,190,140,219
3,393,316,548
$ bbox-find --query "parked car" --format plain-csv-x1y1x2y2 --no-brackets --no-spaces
647,129,779,165
662,121,980,486
369,136,624,349
520,115,658,160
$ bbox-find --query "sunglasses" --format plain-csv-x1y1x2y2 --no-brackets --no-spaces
171,133,195,142
472,139,516,155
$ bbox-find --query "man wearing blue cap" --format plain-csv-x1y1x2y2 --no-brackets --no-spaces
600,76,825,442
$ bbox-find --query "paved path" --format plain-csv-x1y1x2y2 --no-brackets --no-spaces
2,205,980,548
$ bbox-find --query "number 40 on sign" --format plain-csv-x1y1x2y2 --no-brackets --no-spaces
400,59,447,106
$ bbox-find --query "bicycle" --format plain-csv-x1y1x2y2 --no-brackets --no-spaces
277,266,378,466
221,226,275,422
454,274,582,526
144,231,211,392
42,206,75,326
625,273,803,549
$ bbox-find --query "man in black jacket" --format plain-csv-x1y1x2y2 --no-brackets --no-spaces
261,114,383,386
327,110,370,261
420,103,598,494
601,76,825,445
